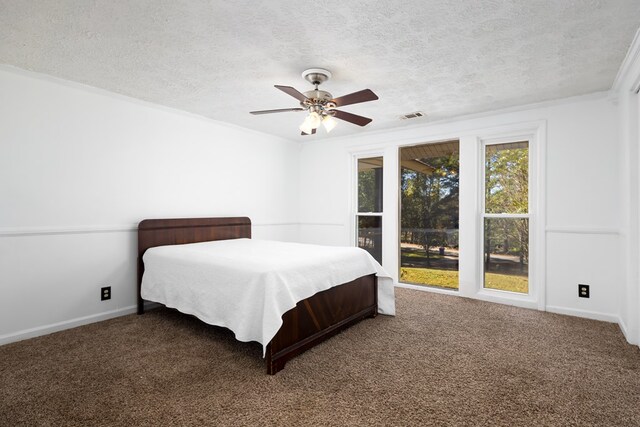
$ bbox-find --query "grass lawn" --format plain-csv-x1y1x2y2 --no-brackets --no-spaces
400,268,459,289
400,267,528,293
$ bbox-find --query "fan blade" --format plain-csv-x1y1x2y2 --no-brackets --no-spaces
331,89,378,107
332,110,373,127
275,85,308,102
301,128,317,136
250,108,305,115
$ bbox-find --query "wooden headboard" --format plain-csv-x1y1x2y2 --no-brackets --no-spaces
137,216,251,314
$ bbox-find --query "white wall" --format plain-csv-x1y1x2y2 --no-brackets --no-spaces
2,59,636,346
299,93,622,323
613,28,640,346
0,67,300,343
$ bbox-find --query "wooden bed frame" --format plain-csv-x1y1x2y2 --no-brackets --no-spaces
137,216,378,374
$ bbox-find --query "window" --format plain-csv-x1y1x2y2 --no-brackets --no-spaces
399,141,459,289
482,141,529,293
356,157,383,263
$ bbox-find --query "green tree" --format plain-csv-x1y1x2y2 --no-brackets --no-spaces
358,168,381,212
401,153,459,265
484,146,529,272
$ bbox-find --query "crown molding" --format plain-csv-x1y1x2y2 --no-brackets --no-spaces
612,27,640,93
302,91,608,148
0,64,296,145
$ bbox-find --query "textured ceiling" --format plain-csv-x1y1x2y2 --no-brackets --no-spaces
1,1,639,141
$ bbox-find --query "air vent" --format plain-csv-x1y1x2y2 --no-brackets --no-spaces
400,111,425,120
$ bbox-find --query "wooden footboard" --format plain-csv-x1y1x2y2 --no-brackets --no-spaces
266,274,377,374
137,217,378,374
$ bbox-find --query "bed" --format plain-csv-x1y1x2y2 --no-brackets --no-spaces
137,216,394,374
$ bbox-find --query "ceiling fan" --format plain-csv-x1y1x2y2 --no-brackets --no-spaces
250,68,379,135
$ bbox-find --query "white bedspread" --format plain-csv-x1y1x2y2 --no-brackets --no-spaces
141,238,395,355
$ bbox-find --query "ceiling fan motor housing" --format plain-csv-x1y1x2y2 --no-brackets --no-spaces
303,89,333,103
300,69,335,112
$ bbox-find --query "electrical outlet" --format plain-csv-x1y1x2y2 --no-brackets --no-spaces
101,286,111,301
578,284,589,298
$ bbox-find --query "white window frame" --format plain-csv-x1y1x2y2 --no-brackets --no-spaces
346,121,545,310
396,140,462,293
351,151,386,264
477,129,544,310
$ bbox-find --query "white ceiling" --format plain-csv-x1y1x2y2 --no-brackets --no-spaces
1,1,639,142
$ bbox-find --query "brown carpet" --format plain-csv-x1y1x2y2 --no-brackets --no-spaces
1,288,639,426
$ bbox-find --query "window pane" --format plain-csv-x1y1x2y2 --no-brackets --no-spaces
485,142,528,214
358,157,383,212
357,216,382,264
399,141,459,290
483,217,529,293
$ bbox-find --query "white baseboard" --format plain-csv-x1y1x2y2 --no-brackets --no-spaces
3,299,637,351
617,315,639,346
0,305,138,346
619,316,631,341
546,305,618,323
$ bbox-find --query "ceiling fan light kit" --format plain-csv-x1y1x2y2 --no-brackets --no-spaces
250,68,379,136
322,114,338,132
